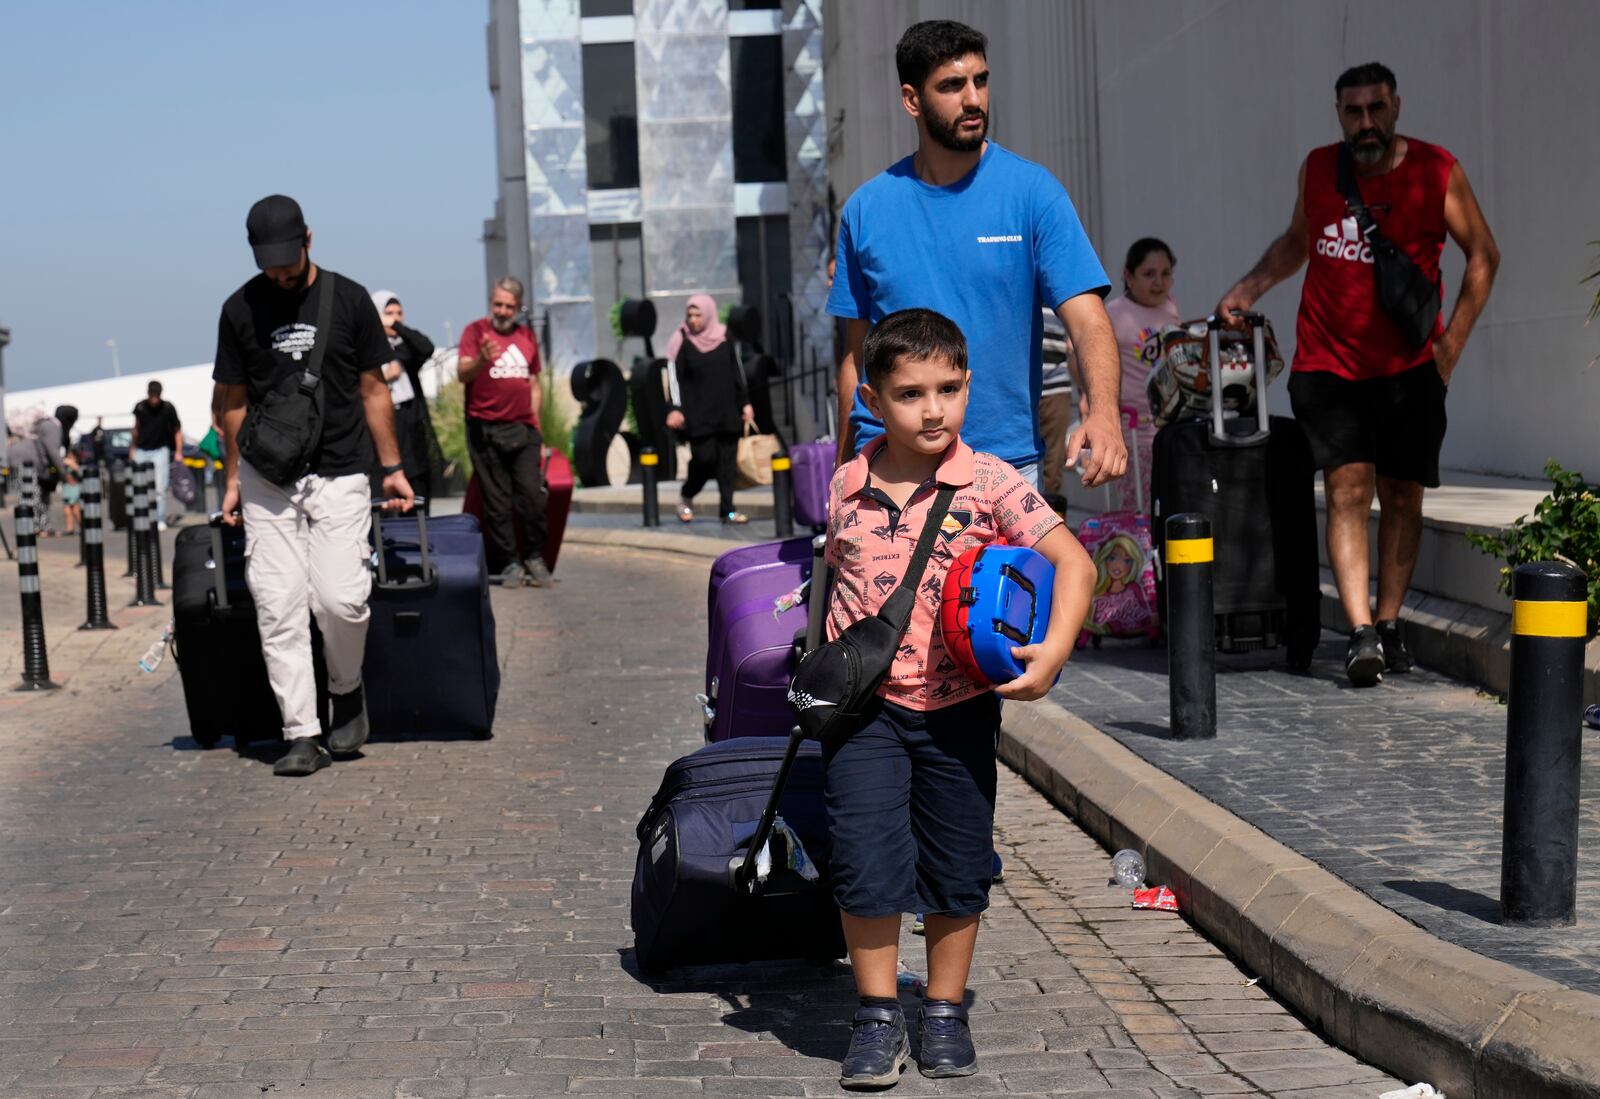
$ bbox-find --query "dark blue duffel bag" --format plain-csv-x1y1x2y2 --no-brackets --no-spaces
364,507,500,738
631,731,846,973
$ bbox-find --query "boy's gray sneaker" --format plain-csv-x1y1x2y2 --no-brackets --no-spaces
326,687,369,755
839,1005,909,1089
523,558,552,587
918,1001,977,1078
273,737,330,777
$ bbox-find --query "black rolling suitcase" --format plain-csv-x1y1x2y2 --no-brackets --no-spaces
1151,313,1321,667
171,517,326,748
631,537,845,973
363,506,500,739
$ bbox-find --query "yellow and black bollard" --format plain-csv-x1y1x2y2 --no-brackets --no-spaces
771,453,794,539
640,448,660,527
1500,561,1587,926
13,505,58,691
1165,513,1216,740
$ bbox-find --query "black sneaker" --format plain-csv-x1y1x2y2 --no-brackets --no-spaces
1345,626,1385,687
918,1001,977,1078
273,737,330,777
1375,619,1413,673
839,1005,909,1090
326,686,369,755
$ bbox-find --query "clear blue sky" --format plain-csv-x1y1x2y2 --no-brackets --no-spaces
0,0,497,391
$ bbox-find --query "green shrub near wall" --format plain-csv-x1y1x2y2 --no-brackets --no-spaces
430,374,573,488
1469,460,1600,637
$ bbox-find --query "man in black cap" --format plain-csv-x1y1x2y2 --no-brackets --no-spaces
214,194,415,777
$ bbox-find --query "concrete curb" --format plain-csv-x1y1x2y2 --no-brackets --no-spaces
998,698,1600,1099
565,526,739,560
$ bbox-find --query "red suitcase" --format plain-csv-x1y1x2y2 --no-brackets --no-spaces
462,447,573,572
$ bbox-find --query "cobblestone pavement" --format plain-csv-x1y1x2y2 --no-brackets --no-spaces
1051,636,1600,994
0,515,1400,1097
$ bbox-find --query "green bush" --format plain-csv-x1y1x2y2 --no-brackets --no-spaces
431,380,470,481
1468,460,1600,636
540,371,573,461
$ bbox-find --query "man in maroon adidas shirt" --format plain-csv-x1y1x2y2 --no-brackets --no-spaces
1217,62,1499,687
458,277,549,588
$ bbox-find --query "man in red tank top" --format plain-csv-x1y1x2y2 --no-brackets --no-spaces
1217,62,1499,687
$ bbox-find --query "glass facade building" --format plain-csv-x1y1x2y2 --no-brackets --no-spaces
484,0,829,405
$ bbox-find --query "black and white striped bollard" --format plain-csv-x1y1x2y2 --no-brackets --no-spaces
149,462,166,589
79,464,116,631
130,463,160,607
13,505,58,691
122,465,138,577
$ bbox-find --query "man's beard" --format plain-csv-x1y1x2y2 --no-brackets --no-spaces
491,314,516,334
271,260,312,292
1348,127,1393,167
925,105,988,153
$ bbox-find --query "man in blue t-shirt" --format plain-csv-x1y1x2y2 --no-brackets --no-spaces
829,20,1125,491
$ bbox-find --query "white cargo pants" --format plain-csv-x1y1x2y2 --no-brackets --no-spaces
239,460,372,740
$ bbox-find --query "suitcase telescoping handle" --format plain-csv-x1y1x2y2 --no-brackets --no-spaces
1206,311,1271,448
206,512,231,611
804,534,831,655
370,498,435,592
730,724,808,894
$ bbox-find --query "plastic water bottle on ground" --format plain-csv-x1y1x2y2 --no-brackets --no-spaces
1110,849,1146,887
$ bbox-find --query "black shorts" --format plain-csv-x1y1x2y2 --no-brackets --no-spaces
823,693,1000,919
1287,362,1448,487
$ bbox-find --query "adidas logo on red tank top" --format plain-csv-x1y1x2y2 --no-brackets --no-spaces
1316,217,1373,264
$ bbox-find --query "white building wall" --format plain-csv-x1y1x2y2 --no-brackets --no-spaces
825,0,1600,480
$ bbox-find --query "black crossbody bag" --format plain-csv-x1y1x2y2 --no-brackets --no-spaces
1335,144,1441,350
238,273,335,485
787,484,955,749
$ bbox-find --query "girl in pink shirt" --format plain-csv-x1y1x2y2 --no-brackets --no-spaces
1102,239,1180,510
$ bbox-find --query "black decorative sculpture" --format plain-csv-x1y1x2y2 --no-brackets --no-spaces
629,358,676,482
569,358,629,487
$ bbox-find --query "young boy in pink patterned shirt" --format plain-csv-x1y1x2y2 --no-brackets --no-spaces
824,308,1095,1088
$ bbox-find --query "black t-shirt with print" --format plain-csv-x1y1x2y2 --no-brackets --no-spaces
212,268,392,477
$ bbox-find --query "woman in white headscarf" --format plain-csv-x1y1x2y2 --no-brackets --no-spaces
370,290,439,512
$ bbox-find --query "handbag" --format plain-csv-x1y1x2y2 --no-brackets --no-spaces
169,460,197,505
787,485,956,748
1335,145,1441,350
237,273,336,485
734,421,782,488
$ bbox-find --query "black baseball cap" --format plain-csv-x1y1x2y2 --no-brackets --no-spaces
246,194,308,269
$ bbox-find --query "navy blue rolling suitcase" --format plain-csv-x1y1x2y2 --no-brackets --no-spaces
631,730,846,973
364,508,500,738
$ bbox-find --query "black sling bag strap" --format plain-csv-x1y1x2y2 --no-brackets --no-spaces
1335,144,1441,350
787,484,957,748
237,272,336,485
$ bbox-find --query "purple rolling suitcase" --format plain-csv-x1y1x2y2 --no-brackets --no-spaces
707,536,812,619
701,536,831,743
789,442,832,529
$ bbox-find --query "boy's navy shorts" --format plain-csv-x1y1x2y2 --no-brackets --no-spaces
823,692,1000,919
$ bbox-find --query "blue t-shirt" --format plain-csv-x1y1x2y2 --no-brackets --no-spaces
827,142,1109,467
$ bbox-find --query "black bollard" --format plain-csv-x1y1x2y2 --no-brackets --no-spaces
19,460,40,518
1165,513,1216,740
193,459,210,515
122,466,138,577
771,453,794,539
130,464,161,607
79,465,116,631
1500,561,1587,926
13,505,59,691
640,448,661,527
